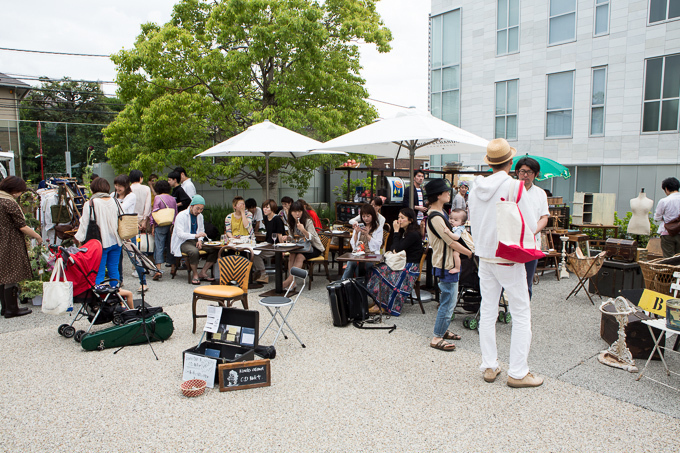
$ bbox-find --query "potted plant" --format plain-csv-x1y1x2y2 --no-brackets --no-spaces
19,242,52,305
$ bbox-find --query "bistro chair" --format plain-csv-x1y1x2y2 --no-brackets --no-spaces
408,248,428,314
191,254,252,333
258,267,307,347
304,233,331,290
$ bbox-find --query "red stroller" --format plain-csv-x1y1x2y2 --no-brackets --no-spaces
54,240,130,343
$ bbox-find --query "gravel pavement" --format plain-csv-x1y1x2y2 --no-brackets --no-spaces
1,260,679,452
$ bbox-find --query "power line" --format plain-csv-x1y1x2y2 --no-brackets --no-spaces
0,103,119,115
1,96,128,107
3,73,117,85
16,119,110,127
0,46,110,58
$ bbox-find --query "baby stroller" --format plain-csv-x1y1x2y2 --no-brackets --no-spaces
54,240,130,343
455,256,511,330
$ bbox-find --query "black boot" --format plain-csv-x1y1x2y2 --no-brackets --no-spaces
0,284,5,317
4,285,31,318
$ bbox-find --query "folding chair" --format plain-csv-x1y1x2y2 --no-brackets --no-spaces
258,267,307,347
565,250,607,305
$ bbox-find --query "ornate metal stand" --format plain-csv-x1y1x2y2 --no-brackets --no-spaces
598,296,638,373
559,235,570,279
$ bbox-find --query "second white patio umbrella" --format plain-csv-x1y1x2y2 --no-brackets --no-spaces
314,108,490,209
195,120,346,200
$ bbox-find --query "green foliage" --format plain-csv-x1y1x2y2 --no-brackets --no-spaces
203,204,234,235
104,0,392,198
317,204,335,224
19,243,51,298
18,190,41,232
612,211,658,248
333,174,377,201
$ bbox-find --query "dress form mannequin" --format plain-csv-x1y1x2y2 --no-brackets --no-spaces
628,189,654,235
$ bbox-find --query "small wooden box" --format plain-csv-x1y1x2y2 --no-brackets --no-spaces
636,248,648,262
605,238,638,262
547,196,563,205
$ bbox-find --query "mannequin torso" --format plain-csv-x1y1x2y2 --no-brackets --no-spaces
628,191,654,235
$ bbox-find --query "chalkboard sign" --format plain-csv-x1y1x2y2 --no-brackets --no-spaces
218,359,271,392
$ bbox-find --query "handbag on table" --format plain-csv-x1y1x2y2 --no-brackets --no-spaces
42,257,73,315
151,196,175,227
495,180,545,264
116,199,138,240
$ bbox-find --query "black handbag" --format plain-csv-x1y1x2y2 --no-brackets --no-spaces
84,200,102,244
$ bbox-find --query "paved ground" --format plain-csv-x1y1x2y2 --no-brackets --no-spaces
1,259,679,451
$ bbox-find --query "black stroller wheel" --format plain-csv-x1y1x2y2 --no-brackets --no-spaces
74,330,86,343
58,324,69,336
463,317,470,329
62,326,75,338
113,314,123,326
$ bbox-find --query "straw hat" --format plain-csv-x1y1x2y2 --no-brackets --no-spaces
484,138,516,166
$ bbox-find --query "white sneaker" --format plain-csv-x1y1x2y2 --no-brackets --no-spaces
132,270,138,278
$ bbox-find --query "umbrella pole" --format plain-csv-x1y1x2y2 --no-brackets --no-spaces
409,144,415,211
265,153,270,201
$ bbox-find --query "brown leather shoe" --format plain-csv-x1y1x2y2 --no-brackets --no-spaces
507,372,544,388
483,367,501,383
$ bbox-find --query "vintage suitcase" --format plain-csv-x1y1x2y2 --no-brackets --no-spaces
589,260,643,297
605,238,638,262
328,280,350,327
600,304,664,360
81,312,174,351
183,307,258,384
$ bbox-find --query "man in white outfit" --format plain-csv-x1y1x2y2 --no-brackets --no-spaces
468,138,543,388
175,166,197,199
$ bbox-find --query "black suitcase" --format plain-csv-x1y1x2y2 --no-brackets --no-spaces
327,280,350,327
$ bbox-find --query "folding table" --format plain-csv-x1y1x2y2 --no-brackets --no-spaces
636,319,680,391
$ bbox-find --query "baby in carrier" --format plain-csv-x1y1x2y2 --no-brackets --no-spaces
443,208,474,275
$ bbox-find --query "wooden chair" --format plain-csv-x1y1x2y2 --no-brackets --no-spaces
380,223,391,254
305,233,331,290
408,249,427,314
536,232,562,282
191,254,252,333
329,225,352,268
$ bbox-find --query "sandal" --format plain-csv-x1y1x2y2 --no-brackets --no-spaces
430,340,456,351
199,276,215,282
152,272,162,281
443,331,462,341
191,278,201,285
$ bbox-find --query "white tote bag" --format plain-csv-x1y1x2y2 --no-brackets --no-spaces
137,233,154,254
495,181,545,264
42,257,73,315
384,250,407,271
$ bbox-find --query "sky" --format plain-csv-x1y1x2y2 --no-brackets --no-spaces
1,0,430,118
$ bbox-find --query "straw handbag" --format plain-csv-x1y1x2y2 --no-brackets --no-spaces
115,199,138,240
151,196,175,227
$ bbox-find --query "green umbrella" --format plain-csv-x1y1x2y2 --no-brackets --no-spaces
510,154,570,181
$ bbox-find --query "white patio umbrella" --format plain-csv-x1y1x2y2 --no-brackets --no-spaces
314,108,490,209
195,120,346,200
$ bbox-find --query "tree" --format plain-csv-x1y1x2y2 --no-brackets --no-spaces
104,0,391,197
19,78,123,183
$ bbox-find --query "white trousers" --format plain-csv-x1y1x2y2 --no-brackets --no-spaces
478,260,532,379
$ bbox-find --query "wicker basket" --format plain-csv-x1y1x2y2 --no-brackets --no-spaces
566,252,606,278
639,254,680,296
181,379,207,397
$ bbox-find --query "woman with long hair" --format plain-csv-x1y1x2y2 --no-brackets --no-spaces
366,208,423,316
341,203,383,280
281,201,324,289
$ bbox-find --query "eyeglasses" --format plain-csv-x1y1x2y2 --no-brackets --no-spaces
518,169,535,176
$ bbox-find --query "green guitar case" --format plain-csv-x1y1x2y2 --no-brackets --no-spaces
81,313,174,351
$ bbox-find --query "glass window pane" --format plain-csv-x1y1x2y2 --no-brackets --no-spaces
495,117,506,139
507,80,518,114
662,55,680,99
442,90,460,126
550,0,576,17
442,10,461,66
592,68,606,105
642,101,661,132
431,70,442,93
442,66,459,90
645,58,663,100
506,115,517,140
650,0,668,23
497,29,508,55
431,93,441,119
508,27,519,53
549,13,576,44
591,107,604,135
496,82,507,115
596,0,607,4
595,4,609,35
547,110,572,137
548,72,574,110
661,100,679,131
509,0,520,26
498,0,508,29
431,15,442,68
670,0,680,19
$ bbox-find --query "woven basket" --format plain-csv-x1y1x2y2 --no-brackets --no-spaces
118,214,138,240
639,254,680,296
180,379,206,397
566,252,606,279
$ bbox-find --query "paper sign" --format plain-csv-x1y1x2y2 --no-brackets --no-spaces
183,353,216,388
204,306,222,333
638,290,671,317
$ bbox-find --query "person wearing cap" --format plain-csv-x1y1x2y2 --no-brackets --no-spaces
468,138,543,388
425,178,473,352
452,182,468,211
170,194,217,284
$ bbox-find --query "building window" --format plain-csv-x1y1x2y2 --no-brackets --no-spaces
590,66,607,136
495,80,518,140
497,0,520,55
430,9,461,126
546,71,574,138
549,0,577,45
642,54,680,133
594,0,610,36
649,0,680,24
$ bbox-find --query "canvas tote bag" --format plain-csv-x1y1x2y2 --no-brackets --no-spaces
42,257,73,314
151,196,175,227
384,250,407,271
495,180,545,263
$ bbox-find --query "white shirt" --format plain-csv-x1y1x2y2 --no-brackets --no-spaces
522,184,550,241
452,193,466,211
112,192,137,215
130,183,152,222
75,197,122,249
349,226,383,254
170,209,205,257
655,192,680,235
182,178,197,199
251,206,264,229
349,213,385,230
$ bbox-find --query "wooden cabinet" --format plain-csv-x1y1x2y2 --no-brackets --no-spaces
572,192,616,225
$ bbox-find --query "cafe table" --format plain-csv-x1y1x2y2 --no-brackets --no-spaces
326,230,352,277
254,243,303,296
336,252,383,279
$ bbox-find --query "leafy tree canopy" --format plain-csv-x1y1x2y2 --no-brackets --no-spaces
104,0,391,197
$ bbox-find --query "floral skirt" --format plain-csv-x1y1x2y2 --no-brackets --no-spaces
366,262,420,316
